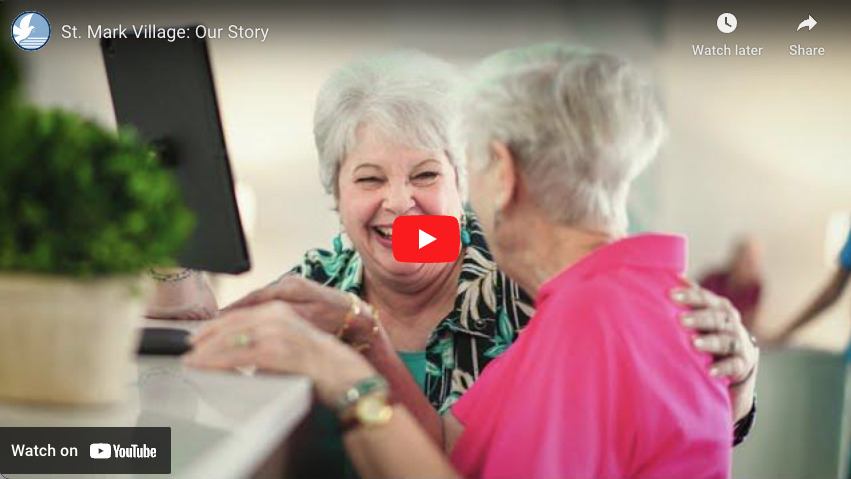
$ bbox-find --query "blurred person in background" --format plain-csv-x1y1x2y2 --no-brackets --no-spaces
776,223,851,343
152,50,758,460
186,44,737,478
700,237,764,334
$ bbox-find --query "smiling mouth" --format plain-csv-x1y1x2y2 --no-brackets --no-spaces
373,226,392,240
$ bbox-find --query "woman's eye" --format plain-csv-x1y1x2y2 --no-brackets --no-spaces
356,177,382,184
413,172,439,181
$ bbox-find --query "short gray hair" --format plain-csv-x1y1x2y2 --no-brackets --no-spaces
458,44,666,234
314,51,465,200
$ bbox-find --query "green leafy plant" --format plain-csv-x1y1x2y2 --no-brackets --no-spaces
0,108,194,277
0,44,193,277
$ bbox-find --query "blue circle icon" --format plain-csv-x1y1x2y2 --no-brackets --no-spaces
11,11,51,51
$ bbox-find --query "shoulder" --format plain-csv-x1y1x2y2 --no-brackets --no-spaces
537,276,639,344
546,275,628,315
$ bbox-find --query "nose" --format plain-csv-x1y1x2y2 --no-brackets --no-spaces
383,179,415,215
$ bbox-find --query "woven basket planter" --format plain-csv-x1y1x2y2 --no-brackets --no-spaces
0,274,144,405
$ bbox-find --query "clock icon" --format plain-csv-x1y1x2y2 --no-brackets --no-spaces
717,13,737,33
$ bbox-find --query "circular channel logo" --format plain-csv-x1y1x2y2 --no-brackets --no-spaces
11,11,51,51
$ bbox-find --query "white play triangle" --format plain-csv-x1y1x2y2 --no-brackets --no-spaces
419,229,436,249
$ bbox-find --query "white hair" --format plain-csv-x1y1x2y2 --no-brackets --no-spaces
458,44,666,235
313,51,465,200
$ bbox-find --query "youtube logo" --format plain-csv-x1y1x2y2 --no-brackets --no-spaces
90,443,111,459
392,215,461,263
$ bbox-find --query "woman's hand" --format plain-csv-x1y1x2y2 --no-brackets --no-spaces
671,282,759,384
183,301,377,406
223,275,359,332
671,281,759,423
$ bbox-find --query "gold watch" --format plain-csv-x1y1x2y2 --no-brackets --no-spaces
335,376,394,432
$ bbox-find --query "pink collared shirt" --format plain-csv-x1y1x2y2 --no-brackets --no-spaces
450,235,732,479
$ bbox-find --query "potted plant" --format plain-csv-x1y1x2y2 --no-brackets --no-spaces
0,40,193,405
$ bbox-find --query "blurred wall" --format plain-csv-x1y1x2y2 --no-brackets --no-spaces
732,348,849,479
660,4,851,348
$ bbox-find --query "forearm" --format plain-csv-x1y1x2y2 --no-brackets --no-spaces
343,406,460,479
313,333,457,479
358,324,444,446
786,269,850,334
145,269,219,320
788,297,835,333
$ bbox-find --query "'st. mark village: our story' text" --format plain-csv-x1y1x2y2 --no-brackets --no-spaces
62,24,270,42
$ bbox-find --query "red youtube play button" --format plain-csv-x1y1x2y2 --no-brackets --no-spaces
392,215,461,263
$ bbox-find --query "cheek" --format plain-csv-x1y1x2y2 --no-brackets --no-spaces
416,164,464,217
338,187,382,229
415,182,462,217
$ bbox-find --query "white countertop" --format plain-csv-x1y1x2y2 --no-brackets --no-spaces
1,320,313,479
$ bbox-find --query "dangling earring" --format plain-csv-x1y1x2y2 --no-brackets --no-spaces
460,212,471,246
333,225,344,254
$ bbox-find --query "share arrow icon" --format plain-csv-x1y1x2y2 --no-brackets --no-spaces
797,15,817,31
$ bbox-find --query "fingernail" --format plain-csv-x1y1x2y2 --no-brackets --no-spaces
709,367,719,377
681,315,695,327
671,290,686,302
693,337,705,348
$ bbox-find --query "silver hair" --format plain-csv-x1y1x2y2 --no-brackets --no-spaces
313,51,465,201
458,44,666,234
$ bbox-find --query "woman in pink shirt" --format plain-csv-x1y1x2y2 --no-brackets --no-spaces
186,44,738,478
444,44,731,478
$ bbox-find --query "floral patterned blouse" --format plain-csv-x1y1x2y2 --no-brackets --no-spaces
286,211,754,444
288,212,533,414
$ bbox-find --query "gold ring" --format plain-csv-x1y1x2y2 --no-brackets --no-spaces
230,332,254,349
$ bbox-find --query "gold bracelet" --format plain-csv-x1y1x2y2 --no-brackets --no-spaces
336,292,362,340
149,267,194,282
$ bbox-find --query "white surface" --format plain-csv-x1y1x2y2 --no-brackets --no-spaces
0,320,313,479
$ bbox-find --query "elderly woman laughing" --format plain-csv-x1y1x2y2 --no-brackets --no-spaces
174,49,757,464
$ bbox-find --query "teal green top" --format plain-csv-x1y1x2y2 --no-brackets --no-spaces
398,350,427,391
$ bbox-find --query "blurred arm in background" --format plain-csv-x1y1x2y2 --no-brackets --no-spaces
777,267,850,342
698,236,764,335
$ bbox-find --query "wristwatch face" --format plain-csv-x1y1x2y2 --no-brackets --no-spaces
355,395,393,425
